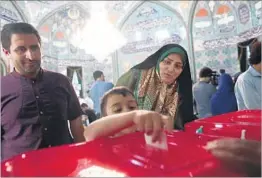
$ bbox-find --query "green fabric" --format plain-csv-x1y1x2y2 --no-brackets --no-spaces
133,73,153,111
117,69,154,111
156,47,186,73
116,69,135,90
116,69,142,93
139,95,153,110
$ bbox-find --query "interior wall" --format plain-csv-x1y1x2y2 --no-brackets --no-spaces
1,1,261,84
192,1,262,78
36,3,113,97
114,1,190,82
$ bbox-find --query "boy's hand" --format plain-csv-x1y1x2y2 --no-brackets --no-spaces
133,110,171,142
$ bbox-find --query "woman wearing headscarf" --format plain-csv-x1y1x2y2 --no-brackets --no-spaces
210,73,237,116
116,44,195,130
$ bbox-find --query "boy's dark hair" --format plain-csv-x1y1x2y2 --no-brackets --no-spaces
93,70,103,80
199,67,213,78
249,41,261,65
1,22,41,52
100,86,136,117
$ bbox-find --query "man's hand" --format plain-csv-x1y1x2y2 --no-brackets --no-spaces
69,116,86,143
204,138,261,177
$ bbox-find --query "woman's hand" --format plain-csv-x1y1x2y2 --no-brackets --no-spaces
133,110,172,142
204,138,261,177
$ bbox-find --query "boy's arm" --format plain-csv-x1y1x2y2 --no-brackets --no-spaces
84,111,136,141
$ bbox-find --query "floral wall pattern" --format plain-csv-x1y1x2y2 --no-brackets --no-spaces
192,1,262,79
1,1,261,84
194,45,239,76
38,3,113,97
115,1,189,80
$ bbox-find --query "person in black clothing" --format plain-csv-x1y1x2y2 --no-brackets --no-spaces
81,103,97,124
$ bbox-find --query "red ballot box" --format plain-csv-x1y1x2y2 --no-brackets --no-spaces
195,110,261,125
1,131,246,177
185,110,261,141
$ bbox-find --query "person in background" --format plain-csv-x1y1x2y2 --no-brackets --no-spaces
193,67,216,118
85,90,94,109
84,86,172,142
1,23,85,161
233,71,242,85
90,70,114,118
210,73,237,116
81,103,97,124
205,138,261,177
116,44,195,130
78,90,94,110
234,41,261,110
219,69,226,75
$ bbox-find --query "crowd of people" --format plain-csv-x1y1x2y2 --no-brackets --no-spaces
193,40,261,119
1,22,261,176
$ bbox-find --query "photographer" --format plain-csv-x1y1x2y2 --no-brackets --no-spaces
193,67,217,118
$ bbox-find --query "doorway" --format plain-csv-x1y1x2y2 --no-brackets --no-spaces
237,38,257,72
67,66,83,98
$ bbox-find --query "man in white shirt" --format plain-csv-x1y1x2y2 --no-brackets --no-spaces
234,41,261,110
78,90,94,109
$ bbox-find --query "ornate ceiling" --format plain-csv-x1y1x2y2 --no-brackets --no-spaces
2,1,261,61
1,1,261,82
13,1,193,27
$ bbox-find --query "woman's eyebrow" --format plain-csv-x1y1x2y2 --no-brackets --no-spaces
166,57,183,64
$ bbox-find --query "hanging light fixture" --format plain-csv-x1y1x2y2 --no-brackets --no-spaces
69,1,127,62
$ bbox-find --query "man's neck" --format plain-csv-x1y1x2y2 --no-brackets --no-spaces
14,68,40,79
199,77,210,83
96,78,103,81
252,65,261,74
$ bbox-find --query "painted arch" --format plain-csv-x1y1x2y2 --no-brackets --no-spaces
191,1,262,79
114,1,190,81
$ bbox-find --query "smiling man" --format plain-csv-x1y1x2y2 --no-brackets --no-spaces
1,22,85,161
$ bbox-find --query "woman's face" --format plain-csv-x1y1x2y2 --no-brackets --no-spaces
159,53,183,85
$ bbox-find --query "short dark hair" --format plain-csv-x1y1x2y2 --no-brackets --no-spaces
199,67,213,78
93,70,103,80
219,69,225,74
1,22,41,52
81,103,88,108
100,86,136,117
249,41,261,65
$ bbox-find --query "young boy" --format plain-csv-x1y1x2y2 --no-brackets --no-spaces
84,87,171,142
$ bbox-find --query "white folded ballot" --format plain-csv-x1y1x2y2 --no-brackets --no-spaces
144,132,168,150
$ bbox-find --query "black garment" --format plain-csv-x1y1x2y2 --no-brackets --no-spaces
95,113,101,120
83,109,97,123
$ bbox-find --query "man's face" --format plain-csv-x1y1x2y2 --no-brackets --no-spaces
5,33,41,77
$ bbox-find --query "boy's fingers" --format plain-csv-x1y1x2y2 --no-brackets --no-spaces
161,115,173,131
